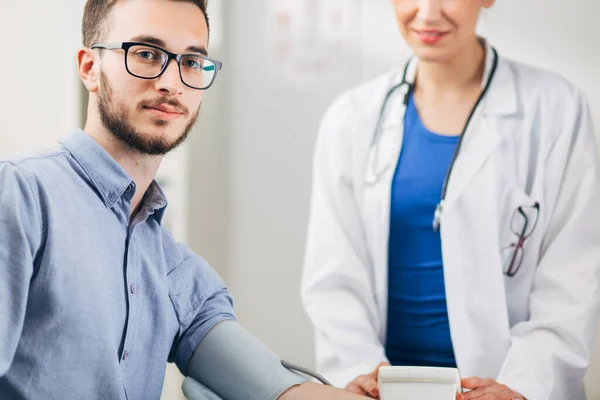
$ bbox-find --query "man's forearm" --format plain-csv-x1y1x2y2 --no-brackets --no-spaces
279,382,369,400
186,321,370,400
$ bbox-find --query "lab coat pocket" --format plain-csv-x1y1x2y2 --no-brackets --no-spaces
498,186,541,279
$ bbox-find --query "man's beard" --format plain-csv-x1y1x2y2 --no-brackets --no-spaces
97,71,200,156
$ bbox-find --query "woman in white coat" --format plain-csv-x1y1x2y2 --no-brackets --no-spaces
301,0,600,399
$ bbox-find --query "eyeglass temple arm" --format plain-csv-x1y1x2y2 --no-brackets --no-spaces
91,42,123,50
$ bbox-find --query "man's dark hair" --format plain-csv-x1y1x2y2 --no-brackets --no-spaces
82,0,209,47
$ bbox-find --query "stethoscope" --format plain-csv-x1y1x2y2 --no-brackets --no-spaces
365,48,499,232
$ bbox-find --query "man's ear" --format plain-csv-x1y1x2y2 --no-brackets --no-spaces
77,48,100,93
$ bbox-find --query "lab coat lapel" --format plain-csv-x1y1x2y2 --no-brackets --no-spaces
444,48,518,207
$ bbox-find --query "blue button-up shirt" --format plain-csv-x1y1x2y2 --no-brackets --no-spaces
0,130,236,400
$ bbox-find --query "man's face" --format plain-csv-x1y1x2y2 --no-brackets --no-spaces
95,0,209,155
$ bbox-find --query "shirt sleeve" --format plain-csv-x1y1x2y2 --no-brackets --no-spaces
0,162,43,377
167,244,236,375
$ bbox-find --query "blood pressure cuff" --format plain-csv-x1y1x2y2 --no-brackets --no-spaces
182,321,307,400
182,379,224,400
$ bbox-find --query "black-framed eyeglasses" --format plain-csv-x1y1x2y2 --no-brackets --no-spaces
91,41,222,90
501,202,540,277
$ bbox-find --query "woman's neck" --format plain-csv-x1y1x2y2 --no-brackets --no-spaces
415,38,486,95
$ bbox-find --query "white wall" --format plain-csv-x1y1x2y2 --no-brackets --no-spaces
206,0,600,398
0,2,82,153
213,0,357,367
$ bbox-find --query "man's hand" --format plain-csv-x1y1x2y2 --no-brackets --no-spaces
279,382,371,399
345,362,391,398
458,377,525,400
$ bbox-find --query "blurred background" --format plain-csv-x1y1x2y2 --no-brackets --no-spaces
1,1,599,399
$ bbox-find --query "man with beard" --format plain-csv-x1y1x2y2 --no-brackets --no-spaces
0,1,369,399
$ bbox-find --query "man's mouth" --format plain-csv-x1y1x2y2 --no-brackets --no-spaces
143,104,185,121
144,104,183,121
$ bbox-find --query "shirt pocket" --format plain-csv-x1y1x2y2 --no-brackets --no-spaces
167,259,206,324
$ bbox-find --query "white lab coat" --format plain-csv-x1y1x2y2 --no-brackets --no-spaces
301,43,600,400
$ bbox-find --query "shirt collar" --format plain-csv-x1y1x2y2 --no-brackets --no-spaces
144,180,168,224
60,129,168,223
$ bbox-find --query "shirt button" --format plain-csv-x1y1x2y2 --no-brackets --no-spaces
130,284,137,294
126,183,134,192
123,351,129,361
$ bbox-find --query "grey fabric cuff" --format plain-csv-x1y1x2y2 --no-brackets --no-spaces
184,321,307,400
182,378,225,400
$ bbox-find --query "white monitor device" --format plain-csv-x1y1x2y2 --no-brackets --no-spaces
378,366,462,400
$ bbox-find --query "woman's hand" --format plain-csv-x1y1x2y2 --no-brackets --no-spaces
458,377,525,400
345,362,391,398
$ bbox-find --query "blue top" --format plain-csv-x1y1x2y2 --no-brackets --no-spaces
385,93,458,368
0,131,236,400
